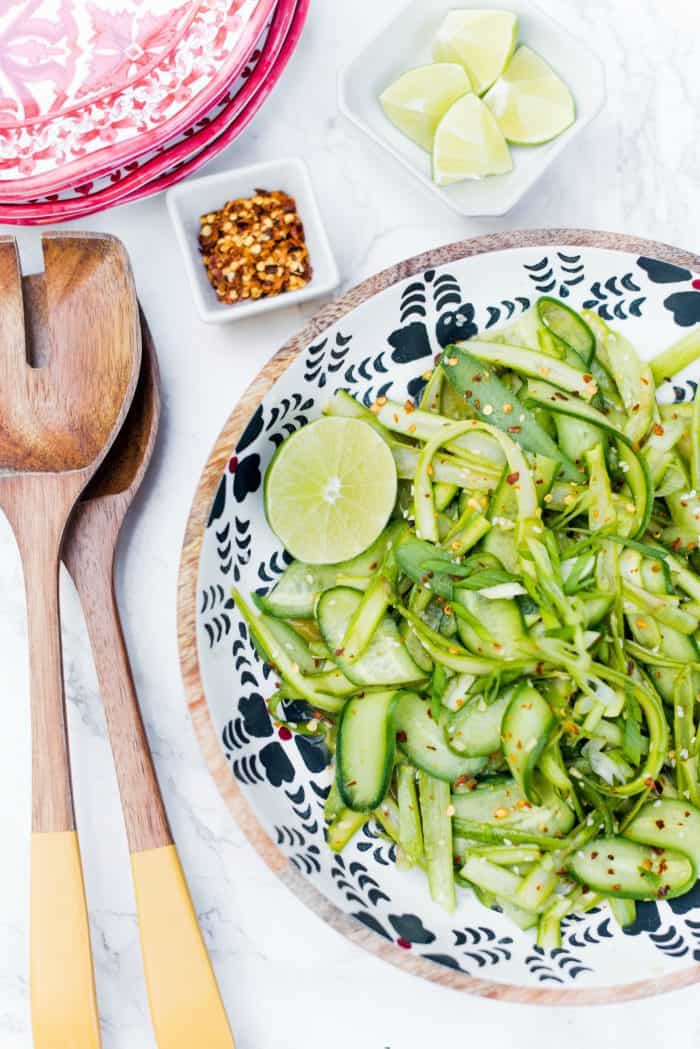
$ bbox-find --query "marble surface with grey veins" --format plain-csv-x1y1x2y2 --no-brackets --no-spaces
1,1,700,1046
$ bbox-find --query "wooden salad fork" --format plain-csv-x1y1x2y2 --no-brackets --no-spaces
59,310,235,1047
0,234,141,1048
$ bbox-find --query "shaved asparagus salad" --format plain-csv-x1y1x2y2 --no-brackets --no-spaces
233,296,700,947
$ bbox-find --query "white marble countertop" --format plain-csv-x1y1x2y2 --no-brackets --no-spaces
2,1,700,1045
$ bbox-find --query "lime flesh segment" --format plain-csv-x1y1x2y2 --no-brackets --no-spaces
484,45,575,145
379,63,472,151
433,9,518,96
433,93,512,185
264,417,398,565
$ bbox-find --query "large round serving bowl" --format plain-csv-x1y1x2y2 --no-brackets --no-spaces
178,230,700,1003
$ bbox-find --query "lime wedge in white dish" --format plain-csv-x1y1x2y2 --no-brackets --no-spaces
264,417,398,564
433,9,518,96
379,63,472,151
484,46,575,145
433,93,512,186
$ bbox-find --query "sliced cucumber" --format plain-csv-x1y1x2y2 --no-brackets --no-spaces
260,615,318,673
567,837,694,900
451,776,575,836
482,524,519,574
399,618,433,672
536,296,596,367
336,691,399,812
624,798,700,873
260,528,394,618
580,592,614,627
454,588,526,660
446,692,510,757
317,587,425,688
554,412,602,465
395,691,487,783
501,684,555,803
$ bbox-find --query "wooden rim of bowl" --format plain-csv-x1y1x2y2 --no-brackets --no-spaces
178,228,700,1004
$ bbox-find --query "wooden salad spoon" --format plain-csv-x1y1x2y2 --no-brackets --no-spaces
0,233,141,1048
59,305,235,1047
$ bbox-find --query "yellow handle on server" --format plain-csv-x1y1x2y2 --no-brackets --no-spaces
131,844,234,1048
31,830,101,1048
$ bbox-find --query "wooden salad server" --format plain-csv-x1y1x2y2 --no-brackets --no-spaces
0,234,141,1047
59,307,235,1048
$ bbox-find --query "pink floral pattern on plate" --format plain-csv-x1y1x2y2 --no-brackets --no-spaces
0,0,309,224
0,0,197,127
0,0,273,191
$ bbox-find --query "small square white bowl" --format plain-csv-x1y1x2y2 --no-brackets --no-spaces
338,0,606,217
166,158,340,323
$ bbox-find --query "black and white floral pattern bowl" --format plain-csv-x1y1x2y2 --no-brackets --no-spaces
178,230,700,1003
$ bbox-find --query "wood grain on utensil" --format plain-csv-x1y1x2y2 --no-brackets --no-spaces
62,317,170,854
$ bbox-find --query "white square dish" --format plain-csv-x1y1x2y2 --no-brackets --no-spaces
338,0,606,217
167,158,340,324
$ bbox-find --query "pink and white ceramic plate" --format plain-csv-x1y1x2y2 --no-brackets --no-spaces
0,0,309,224
0,0,275,196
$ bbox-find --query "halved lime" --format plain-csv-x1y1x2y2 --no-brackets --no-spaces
433,9,518,96
264,417,397,564
483,46,575,145
432,93,512,185
379,63,472,151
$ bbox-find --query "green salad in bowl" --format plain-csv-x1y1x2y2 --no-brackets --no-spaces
233,295,700,950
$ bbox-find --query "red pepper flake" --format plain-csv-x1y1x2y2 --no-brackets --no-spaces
655,818,666,829
591,851,599,859
454,774,477,790
671,537,682,551
334,648,345,657
426,744,437,751
404,399,416,414
397,938,412,950
508,425,522,434
396,730,408,743
278,726,292,741
506,471,520,485
653,422,665,437
631,402,640,413
657,885,670,899
612,883,622,891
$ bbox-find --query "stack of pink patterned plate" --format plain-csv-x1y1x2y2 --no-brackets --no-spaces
0,0,309,224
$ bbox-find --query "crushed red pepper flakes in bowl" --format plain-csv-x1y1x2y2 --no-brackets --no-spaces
198,188,312,305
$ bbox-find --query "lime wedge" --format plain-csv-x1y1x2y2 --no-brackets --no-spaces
432,93,512,185
379,63,472,151
484,46,575,145
433,9,518,96
264,417,397,564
